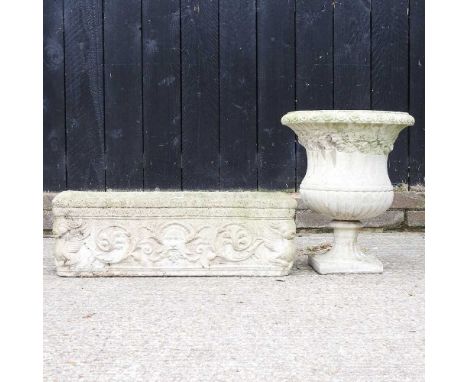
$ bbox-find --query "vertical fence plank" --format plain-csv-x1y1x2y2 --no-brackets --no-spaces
143,0,181,190
50,0,425,192
44,0,66,191
181,0,219,190
334,0,371,109
296,0,333,186
104,0,143,190
257,0,295,190
372,0,409,185
219,0,256,189
409,0,424,187
64,0,105,190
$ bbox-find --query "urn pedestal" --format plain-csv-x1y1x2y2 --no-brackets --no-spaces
281,110,415,274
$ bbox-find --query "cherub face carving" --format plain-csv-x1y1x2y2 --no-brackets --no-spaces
161,224,190,260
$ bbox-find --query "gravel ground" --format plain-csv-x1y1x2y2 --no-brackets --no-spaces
44,233,424,382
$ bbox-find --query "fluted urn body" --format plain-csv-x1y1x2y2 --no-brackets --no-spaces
281,110,415,274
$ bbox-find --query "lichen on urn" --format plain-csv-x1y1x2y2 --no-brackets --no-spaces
281,110,414,156
281,110,415,126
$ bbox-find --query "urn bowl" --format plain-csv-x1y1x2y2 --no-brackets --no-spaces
281,110,415,220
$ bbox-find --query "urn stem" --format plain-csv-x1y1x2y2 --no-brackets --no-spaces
308,220,384,274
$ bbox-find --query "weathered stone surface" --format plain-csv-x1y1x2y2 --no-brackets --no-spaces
294,191,425,211
410,184,425,192
43,210,53,231
392,191,425,209
296,210,331,228
43,192,57,210
407,211,425,227
363,211,405,228
296,210,404,229
44,191,425,232
52,191,297,276
293,193,308,210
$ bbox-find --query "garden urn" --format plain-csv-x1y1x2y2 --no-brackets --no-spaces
281,110,415,274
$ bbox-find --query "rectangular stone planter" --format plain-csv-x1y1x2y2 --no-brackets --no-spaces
52,191,297,276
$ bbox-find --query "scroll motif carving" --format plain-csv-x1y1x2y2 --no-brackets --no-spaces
95,226,131,264
131,223,216,268
215,224,263,262
54,219,296,272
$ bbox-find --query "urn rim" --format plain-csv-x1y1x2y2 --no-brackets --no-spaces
281,110,415,127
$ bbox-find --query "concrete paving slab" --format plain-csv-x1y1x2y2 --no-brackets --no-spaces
44,233,424,382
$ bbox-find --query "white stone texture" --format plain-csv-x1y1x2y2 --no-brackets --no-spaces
282,110,415,274
308,221,383,274
52,191,297,276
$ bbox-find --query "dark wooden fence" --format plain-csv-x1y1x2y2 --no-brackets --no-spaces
44,0,424,191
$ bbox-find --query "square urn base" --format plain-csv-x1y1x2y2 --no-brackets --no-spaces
308,253,384,275
52,191,297,277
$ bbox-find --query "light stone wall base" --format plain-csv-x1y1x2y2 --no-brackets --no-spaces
52,191,297,277
44,190,425,233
